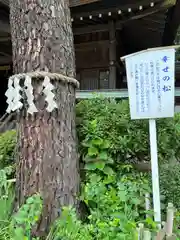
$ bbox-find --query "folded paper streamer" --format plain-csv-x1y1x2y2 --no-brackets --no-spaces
5,78,15,113
42,76,58,112
5,74,57,114
24,76,38,115
12,77,23,111
5,71,79,115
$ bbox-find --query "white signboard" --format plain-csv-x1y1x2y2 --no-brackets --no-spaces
125,48,175,119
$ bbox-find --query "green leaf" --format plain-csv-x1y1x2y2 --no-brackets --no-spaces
94,161,105,170
91,138,103,146
90,119,97,129
146,217,157,228
26,196,35,204
103,175,115,184
98,151,108,160
103,166,114,175
107,157,114,164
82,141,92,148
160,194,166,201
101,140,110,149
119,191,127,202
88,147,98,157
14,227,24,237
83,154,96,163
131,198,141,205
84,163,97,170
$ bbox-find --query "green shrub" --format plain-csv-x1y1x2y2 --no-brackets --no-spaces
47,170,151,240
0,98,179,239
82,171,152,239
10,194,42,240
160,160,180,210
75,98,159,239
0,130,16,169
0,167,15,240
76,98,180,165
47,207,92,240
0,166,154,240
76,98,180,212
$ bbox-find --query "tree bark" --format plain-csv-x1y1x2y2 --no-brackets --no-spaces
9,0,79,236
10,0,75,76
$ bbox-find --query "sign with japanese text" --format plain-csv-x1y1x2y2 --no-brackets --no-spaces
125,48,175,119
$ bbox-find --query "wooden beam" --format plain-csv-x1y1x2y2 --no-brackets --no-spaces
74,24,109,35
0,0,8,7
0,44,12,56
0,36,10,42
0,0,175,38
0,51,11,57
0,56,11,64
109,20,116,89
0,20,10,33
0,65,10,71
70,0,101,8
73,21,122,35
75,40,109,48
162,0,180,45
71,0,175,18
73,0,176,35
73,6,167,36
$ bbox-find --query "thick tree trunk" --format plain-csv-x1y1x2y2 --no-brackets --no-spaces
10,0,75,76
9,0,79,236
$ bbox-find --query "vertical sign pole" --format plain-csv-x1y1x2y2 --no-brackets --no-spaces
149,119,161,227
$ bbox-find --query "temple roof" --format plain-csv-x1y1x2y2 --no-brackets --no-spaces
0,0,179,65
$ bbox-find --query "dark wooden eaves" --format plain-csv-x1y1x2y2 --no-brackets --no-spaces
70,0,101,7
162,0,180,45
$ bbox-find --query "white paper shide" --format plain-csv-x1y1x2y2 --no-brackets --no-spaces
5,78,15,113
24,76,38,114
42,76,58,112
5,75,58,114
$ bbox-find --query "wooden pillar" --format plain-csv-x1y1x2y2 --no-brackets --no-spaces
109,20,116,89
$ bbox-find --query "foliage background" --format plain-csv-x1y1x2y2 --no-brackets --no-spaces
0,98,180,238
76,98,180,211
0,130,16,169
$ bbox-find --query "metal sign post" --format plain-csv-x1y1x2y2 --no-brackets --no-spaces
149,119,161,224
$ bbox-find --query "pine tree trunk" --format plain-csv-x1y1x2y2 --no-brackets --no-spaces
9,0,79,236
